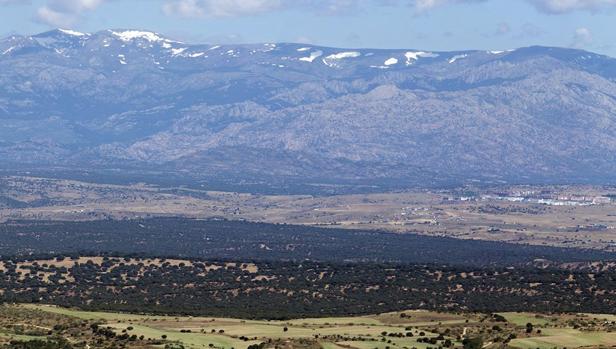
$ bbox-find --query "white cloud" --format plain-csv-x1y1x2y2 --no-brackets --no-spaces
527,0,616,13
412,0,616,12
162,0,387,17
36,6,76,26
10,0,616,27
36,0,106,27
410,0,485,11
162,0,284,17
161,0,492,17
571,26,592,48
169,0,593,17
314,0,362,14
495,22,511,35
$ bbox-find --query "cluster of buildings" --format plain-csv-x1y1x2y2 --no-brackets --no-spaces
444,189,614,206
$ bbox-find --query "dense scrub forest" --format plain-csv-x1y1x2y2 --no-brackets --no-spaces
0,219,614,266
0,219,614,319
0,256,616,319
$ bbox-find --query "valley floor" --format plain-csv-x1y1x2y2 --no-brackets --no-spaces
2,176,616,251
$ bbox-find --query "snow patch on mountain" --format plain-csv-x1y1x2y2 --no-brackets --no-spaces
58,29,88,37
54,48,68,57
488,49,515,55
405,51,439,65
2,47,15,55
448,54,468,63
111,30,166,43
299,50,323,62
225,49,240,57
171,47,187,56
384,57,398,66
262,43,276,52
323,51,361,67
327,52,361,60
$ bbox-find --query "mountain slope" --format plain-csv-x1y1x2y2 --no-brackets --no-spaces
2,29,616,191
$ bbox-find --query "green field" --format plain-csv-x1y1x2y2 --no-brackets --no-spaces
510,328,616,349
497,313,552,327
0,331,46,342
11,305,616,349
338,338,446,349
21,305,460,349
20,304,172,321
580,313,616,322
108,323,257,349
320,343,347,349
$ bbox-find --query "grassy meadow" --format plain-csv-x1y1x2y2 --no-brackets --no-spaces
0,305,615,349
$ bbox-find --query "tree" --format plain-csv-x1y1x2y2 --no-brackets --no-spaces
526,323,534,334
462,337,483,349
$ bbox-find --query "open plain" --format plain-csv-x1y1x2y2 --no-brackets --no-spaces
2,176,616,251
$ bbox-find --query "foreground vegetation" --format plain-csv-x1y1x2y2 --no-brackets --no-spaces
1,305,616,349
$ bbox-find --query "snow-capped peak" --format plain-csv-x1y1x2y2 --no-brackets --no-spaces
58,29,89,37
110,30,167,43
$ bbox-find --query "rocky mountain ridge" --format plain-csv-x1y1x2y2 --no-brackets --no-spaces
2,29,616,192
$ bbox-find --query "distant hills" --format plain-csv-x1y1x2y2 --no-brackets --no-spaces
2,29,616,192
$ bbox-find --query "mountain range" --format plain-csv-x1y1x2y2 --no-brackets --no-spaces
2,29,616,192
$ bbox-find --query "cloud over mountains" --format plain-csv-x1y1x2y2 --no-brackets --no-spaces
36,0,105,26
5,0,616,26
161,0,616,17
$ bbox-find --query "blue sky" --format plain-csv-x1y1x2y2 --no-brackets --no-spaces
1,0,615,56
